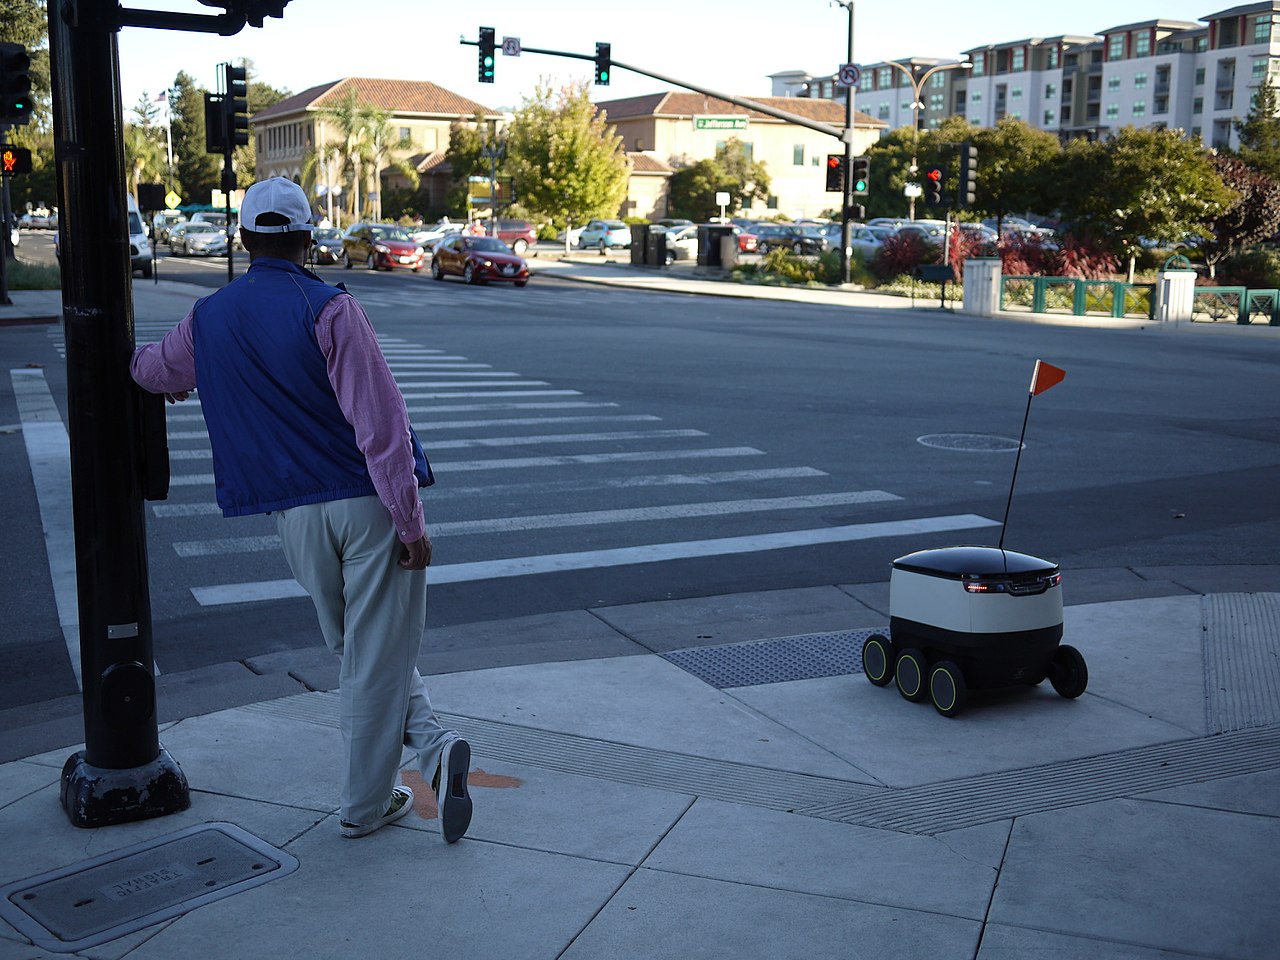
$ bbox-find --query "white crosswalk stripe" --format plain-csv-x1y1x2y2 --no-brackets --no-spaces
112,324,988,606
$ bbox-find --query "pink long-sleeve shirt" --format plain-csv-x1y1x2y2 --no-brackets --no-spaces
130,292,426,543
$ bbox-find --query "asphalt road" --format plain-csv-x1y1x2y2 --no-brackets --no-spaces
6,234,1279,717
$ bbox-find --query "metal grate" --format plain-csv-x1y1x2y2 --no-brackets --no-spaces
1204,593,1280,733
661,629,884,689
0,822,298,954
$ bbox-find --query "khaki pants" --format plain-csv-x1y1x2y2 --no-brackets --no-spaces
275,495,450,826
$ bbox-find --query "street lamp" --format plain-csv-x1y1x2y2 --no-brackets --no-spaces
879,59,972,219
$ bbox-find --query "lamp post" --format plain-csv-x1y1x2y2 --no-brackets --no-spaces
880,59,972,219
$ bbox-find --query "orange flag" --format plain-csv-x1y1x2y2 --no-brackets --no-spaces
1030,360,1066,396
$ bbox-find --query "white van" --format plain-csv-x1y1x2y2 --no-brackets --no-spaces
126,194,153,278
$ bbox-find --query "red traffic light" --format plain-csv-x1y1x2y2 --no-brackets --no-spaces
926,167,942,182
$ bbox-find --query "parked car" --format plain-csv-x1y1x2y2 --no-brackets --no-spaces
151,210,187,244
753,223,828,255
895,220,948,243
7,214,19,250
126,195,154,277
431,234,529,286
578,219,630,250
663,224,699,264
308,226,345,266
342,223,425,271
492,219,537,255
170,221,228,257
407,219,461,248
654,218,693,230
736,226,759,253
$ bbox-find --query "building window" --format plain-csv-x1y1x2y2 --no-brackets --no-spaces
1048,46,1059,69
1195,66,1205,85
877,67,891,88
1133,101,1146,117
929,93,944,111
970,115,982,124
1256,14,1274,44
972,53,985,76
793,144,805,165
399,126,411,142
1106,104,1119,119
1134,72,1148,88
1108,35,1124,60
1107,76,1121,91
878,102,890,119
1011,87,1022,99
1012,48,1025,71
1044,109,1056,126
860,74,872,91
1196,36,1208,53
811,155,820,166
929,72,945,88
1135,32,1150,57
1155,97,1168,114
971,90,982,103
1045,82,1056,99
1193,96,1204,113
1254,57,1270,80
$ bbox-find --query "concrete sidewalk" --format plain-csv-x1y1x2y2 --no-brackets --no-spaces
1,581,1279,959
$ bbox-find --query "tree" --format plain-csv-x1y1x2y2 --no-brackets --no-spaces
1053,127,1235,281
1234,81,1280,181
1201,154,1280,278
666,138,770,221
169,71,220,206
364,106,418,221
314,91,371,221
123,123,166,200
504,80,629,232
970,117,1060,229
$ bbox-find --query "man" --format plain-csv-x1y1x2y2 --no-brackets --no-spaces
130,177,472,843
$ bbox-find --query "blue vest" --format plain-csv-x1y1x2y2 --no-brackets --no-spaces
192,257,432,518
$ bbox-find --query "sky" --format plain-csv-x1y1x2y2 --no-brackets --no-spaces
115,0,1220,116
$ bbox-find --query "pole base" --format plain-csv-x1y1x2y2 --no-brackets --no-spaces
60,746,190,828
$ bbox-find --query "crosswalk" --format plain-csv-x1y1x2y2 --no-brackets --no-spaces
45,318,999,611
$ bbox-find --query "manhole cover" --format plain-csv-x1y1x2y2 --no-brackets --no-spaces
917,433,1023,452
0,822,298,953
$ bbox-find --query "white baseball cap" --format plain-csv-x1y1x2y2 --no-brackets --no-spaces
239,177,314,234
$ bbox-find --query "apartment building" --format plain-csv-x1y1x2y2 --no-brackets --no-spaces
772,1,1280,150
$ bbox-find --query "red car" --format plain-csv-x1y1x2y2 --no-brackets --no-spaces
737,228,759,253
431,234,530,286
492,219,538,255
341,223,425,271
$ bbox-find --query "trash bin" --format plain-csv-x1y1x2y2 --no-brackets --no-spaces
630,224,650,266
697,225,735,267
646,231,666,266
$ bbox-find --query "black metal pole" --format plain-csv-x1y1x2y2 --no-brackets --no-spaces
840,2,854,285
49,0,188,827
998,393,1035,550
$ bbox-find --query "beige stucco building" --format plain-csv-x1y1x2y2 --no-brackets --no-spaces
251,77,500,221
601,92,886,219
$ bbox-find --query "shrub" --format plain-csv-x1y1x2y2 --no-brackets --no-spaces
999,232,1120,279
1218,248,1280,288
947,230,995,279
1053,236,1120,279
5,258,60,290
872,231,931,281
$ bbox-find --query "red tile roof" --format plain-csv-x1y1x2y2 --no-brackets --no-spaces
627,152,672,173
255,78,499,122
598,91,883,128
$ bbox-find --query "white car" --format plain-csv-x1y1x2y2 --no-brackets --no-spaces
408,220,461,248
663,224,699,264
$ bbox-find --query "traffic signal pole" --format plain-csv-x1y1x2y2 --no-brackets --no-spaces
837,0,855,285
48,0,189,826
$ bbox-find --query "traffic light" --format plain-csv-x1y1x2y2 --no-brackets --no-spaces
478,27,496,83
222,63,250,148
595,42,611,85
204,92,226,152
1,145,33,175
850,156,870,196
0,42,33,126
196,0,291,28
924,166,945,207
958,142,978,208
825,154,845,193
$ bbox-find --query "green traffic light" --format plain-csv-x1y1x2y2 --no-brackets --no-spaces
483,56,493,66
853,179,866,192
599,70,609,82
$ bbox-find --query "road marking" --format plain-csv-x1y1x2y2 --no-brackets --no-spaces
11,369,82,688
168,490,902,554
407,401,618,414
398,381,551,388
189,513,999,604
418,414,661,430
400,389,582,400
439,446,764,471
394,371,523,377
152,467,829,516
426,429,707,449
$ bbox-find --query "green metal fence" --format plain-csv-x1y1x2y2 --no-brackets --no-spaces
1000,276,1156,319
1189,287,1280,324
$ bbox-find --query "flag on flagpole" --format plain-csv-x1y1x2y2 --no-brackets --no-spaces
1029,360,1066,396
154,90,167,102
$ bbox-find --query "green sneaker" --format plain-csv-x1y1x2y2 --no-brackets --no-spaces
340,785,413,838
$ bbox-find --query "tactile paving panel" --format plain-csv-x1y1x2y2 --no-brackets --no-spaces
661,628,886,689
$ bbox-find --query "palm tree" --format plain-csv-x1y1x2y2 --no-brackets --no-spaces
314,92,370,221
363,107,419,221
123,123,167,201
